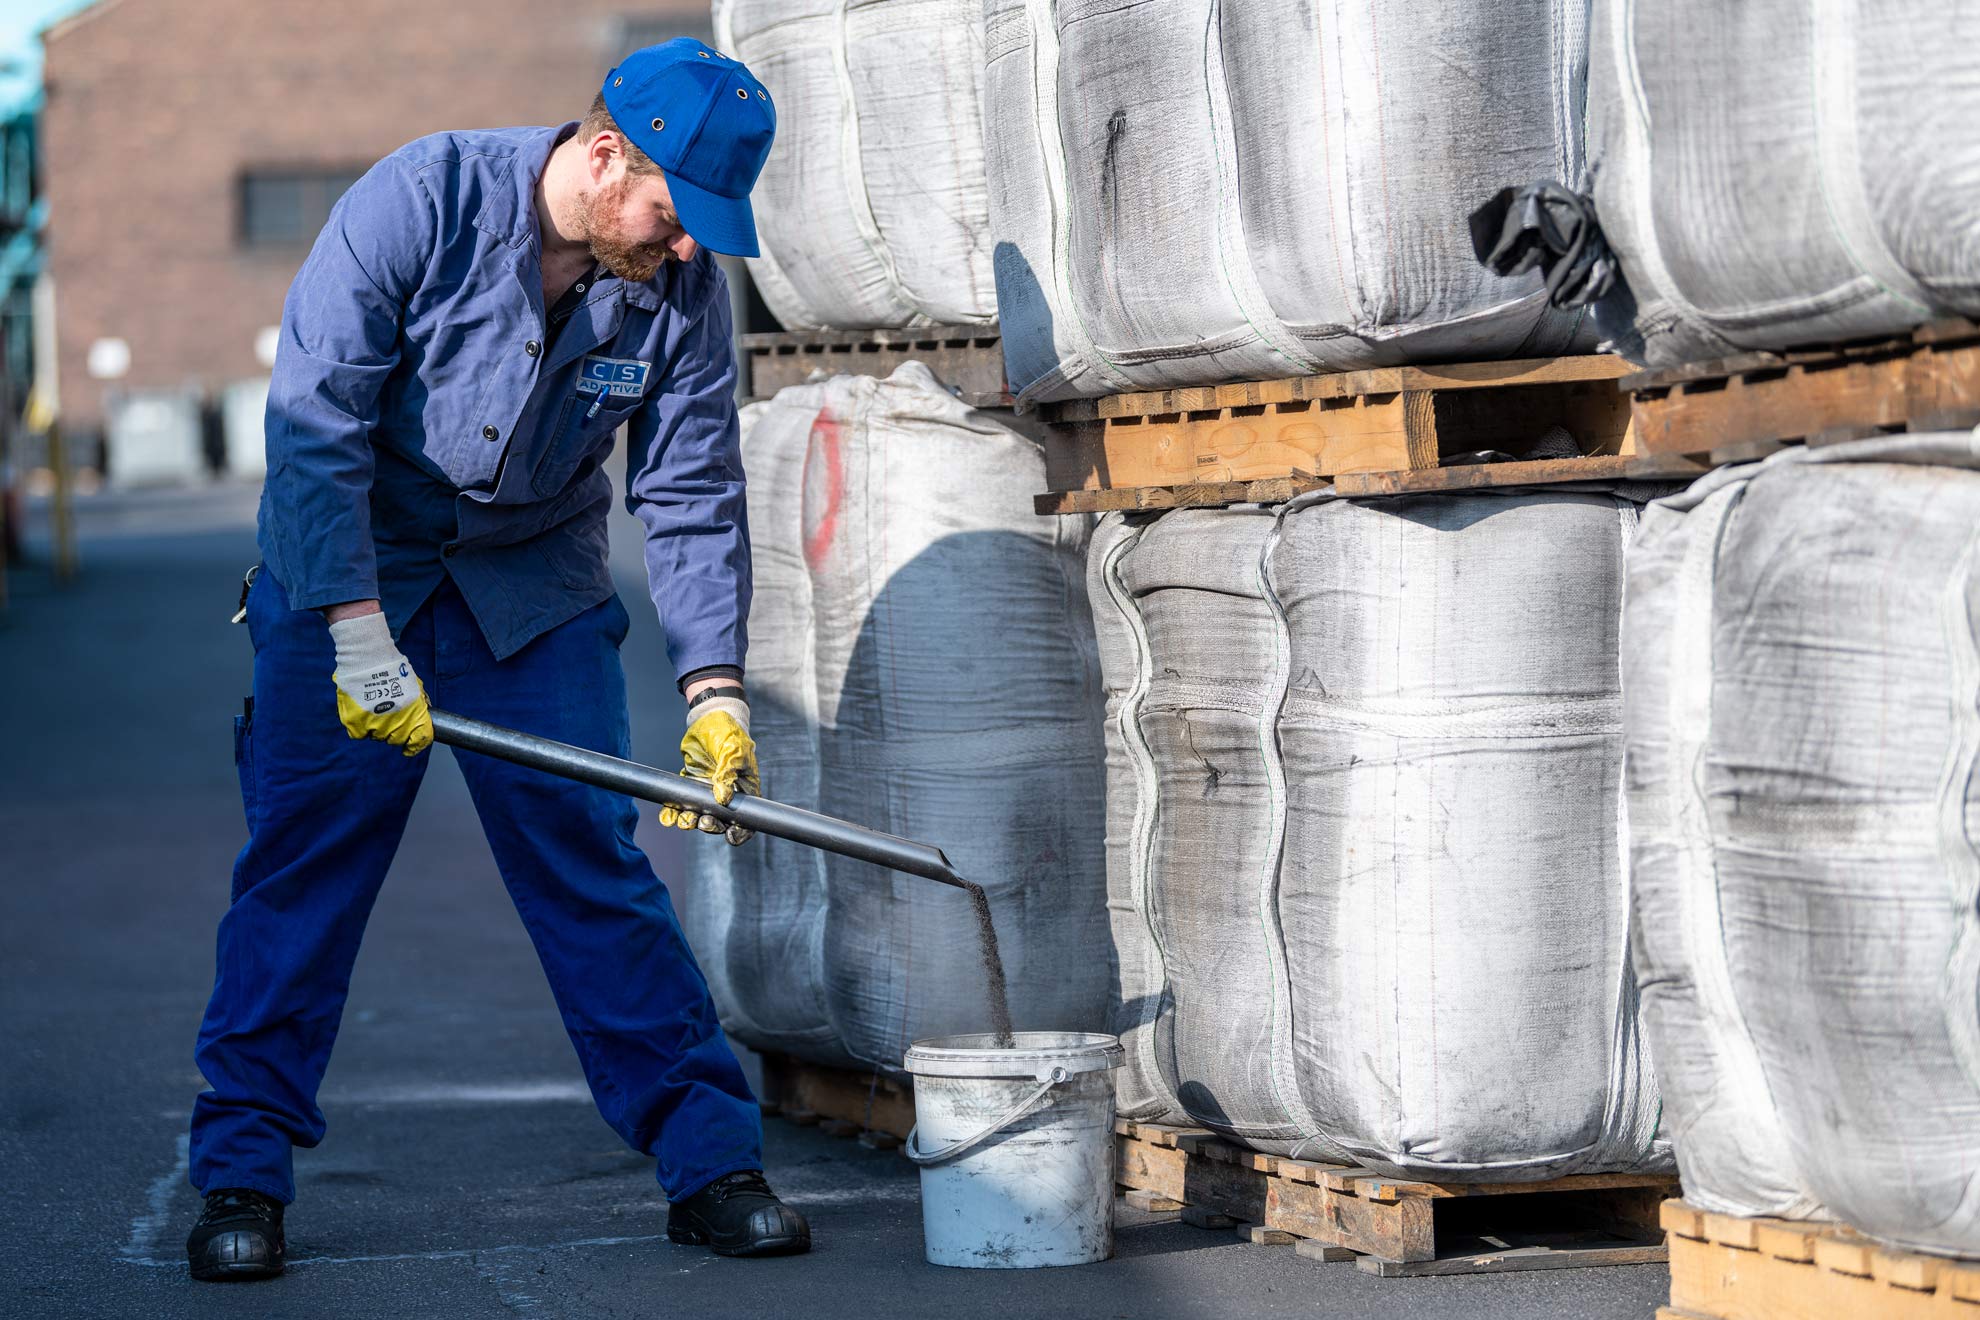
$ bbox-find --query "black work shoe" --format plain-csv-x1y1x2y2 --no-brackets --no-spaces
667,1170,811,1257
187,1188,286,1281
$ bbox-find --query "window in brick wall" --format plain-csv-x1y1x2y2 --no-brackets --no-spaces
239,168,365,248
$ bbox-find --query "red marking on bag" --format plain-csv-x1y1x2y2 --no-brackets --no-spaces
802,408,844,570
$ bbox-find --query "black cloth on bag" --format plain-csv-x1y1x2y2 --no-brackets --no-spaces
1469,182,1619,310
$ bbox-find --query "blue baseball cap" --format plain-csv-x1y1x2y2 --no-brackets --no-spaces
602,39,776,257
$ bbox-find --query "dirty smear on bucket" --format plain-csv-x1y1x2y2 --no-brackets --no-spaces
903,1032,1124,1269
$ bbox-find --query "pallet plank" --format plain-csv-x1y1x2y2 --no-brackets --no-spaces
1627,319,1980,459
1032,452,1684,514
1118,1136,1189,1204
1360,1242,1669,1278
1035,354,1641,506
1664,1198,1980,1320
756,1051,916,1141
1118,1121,1672,1275
741,328,1009,407
1049,354,1635,425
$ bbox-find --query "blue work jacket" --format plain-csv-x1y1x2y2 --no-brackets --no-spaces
258,123,750,672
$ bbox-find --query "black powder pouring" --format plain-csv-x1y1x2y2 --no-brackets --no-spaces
957,880,1015,1048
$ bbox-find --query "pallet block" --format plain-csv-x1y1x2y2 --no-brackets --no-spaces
740,328,1010,408
1624,317,1980,462
755,1051,916,1143
1033,355,1641,513
1663,1200,1980,1319
1115,1119,1675,1277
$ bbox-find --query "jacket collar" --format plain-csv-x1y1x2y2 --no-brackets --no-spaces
475,123,666,314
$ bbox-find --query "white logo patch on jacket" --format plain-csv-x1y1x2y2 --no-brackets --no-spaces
576,355,651,399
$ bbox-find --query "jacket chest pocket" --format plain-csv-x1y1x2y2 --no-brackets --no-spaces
533,387,644,498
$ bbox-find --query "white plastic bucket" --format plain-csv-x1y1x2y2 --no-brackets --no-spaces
902,1031,1124,1268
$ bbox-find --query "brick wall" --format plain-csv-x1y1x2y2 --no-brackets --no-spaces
42,0,712,435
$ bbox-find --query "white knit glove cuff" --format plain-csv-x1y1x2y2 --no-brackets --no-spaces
329,612,419,714
688,695,750,734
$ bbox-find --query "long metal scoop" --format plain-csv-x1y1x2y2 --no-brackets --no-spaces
429,708,972,891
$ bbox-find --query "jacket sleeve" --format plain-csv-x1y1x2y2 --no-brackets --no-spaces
624,265,751,679
260,156,434,612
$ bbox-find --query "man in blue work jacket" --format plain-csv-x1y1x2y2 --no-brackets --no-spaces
184,41,811,1281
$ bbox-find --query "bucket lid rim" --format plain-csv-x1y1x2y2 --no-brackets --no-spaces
903,1032,1124,1080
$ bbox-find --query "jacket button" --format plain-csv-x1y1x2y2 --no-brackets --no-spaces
482,424,499,440
525,340,540,357
442,545,458,558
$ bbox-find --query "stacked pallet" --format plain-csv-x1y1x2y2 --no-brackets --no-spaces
983,0,1682,1277
714,2,1980,1302
1115,1120,1676,1277
1031,353,1700,514
1584,4,1980,1317
1662,1204,1980,1320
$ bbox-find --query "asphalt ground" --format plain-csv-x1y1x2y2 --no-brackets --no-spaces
0,480,1672,1319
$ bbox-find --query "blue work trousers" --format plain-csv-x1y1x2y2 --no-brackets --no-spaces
190,569,762,1204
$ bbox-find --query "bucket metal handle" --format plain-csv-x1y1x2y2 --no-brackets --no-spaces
903,1067,1070,1167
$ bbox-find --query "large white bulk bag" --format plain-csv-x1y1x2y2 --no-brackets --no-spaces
681,383,844,1063
1587,0,1980,367
1090,508,1294,1137
713,0,997,330
1624,433,1980,1256
982,0,1594,404
682,363,1109,1071
1090,492,1669,1178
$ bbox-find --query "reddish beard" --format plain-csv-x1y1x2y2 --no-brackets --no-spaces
578,176,672,283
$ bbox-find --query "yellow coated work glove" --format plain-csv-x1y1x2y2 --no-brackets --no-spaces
660,697,758,845
328,611,433,757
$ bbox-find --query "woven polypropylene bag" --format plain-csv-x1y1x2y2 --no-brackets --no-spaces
715,0,996,329
982,0,1594,402
1091,492,1669,1178
1587,0,1980,366
1624,433,1980,1255
682,363,1109,1071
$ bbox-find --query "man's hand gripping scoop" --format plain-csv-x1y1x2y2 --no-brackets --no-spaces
329,612,433,756
664,698,757,846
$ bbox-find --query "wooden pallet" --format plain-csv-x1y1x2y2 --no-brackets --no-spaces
1116,1119,1676,1277
1663,1200,1980,1319
1624,317,1980,463
740,328,1010,408
1034,355,1648,514
754,1051,914,1147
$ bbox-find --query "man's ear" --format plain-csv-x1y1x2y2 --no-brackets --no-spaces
585,132,624,186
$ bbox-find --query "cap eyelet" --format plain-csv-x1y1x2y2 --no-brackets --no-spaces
756,91,766,100
652,117,665,130
612,76,623,86
736,88,749,99
697,50,710,57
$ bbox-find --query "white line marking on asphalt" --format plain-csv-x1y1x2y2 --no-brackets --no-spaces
777,1184,918,1205
473,1248,553,1312
320,1081,595,1105
115,1183,917,1270
119,1232,670,1269
121,1133,188,1262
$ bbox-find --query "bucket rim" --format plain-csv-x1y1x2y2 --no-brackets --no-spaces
903,1031,1123,1080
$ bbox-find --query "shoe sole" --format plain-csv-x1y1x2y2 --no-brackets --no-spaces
667,1226,811,1258
189,1260,285,1282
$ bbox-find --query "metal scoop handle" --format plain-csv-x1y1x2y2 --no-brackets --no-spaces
429,708,971,891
